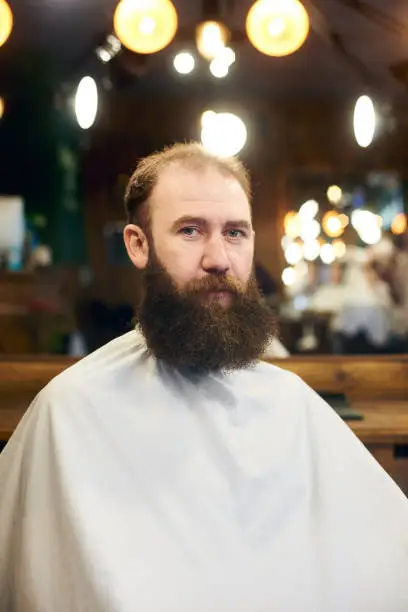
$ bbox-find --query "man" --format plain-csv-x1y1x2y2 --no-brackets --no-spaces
0,143,407,611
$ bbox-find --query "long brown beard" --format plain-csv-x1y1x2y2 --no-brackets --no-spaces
136,250,276,374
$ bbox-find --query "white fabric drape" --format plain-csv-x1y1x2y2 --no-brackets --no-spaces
0,331,407,611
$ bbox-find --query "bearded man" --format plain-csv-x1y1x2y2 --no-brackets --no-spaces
0,143,407,612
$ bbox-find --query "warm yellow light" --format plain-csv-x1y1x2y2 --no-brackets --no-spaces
354,95,376,148
196,20,229,60
282,266,296,286
75,77,98,130
322,211,344,238
391,213,407,235
209,57,229,78
201,110,217,128
113,0,178,54
201,112,247,157
268,16,286,37
327,184,342,205
284,211,302,238
284,211,297,230
333,239,346,259
338,214,349,228
0,0,13,48
173,51,195,75
245,0,309,57
0,97,4,120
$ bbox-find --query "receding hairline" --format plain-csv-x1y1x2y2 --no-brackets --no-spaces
149,159,251,203
124,142,252,228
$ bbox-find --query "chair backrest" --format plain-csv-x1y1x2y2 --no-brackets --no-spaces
265,355,408,401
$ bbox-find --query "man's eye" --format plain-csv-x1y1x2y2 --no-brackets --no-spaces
180,226,199,237
227,229,245,239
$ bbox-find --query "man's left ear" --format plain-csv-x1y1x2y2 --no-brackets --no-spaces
123,224,149,270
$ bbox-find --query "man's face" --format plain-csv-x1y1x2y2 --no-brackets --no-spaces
148,164,255,305
132,164,276,374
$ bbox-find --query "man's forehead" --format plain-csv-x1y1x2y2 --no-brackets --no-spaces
151,163,249,208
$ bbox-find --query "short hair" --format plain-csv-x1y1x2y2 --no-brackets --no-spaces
124,142,252,231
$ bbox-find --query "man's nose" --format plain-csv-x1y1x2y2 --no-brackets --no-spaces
201,236,230,274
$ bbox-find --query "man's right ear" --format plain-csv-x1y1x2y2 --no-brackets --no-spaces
123,224,149,270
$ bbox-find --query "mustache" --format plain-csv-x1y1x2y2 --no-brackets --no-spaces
181,274,246,296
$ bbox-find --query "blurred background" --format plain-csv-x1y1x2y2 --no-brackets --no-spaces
1,0,408,357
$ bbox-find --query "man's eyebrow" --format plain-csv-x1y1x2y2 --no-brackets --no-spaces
172,216,208,230
224,220,252,231
172,216,252,231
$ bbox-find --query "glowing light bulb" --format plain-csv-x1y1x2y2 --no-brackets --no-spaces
113,0,178,54
75,76,98,130
173,51,195,74
268,16,286,37
246,0,309,57
201,112,247,157
354,95,376,148
282,266,296,286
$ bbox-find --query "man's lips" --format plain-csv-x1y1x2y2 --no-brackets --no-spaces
202,290,233,305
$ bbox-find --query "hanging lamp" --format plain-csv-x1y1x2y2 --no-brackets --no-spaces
0,0,13,48
113,0,178,55
245,0,309,57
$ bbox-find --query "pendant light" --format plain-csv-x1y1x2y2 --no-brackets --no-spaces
0,0,13,48
114,0,178,55
246,0,309,57
353,95,376,148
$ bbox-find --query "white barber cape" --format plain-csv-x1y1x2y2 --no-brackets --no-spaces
0,331,408,612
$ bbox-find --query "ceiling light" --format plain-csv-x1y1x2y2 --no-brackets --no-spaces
0,0,12,48
216,46,236,66
245,0,309,57
201,110,217,127
113,0,178,54
209,57,229,78
201,112,247,157
354,95,376,148
327,185,342,205
96,48,111,63
173,51,196,74
75,77,98,130
196,20,229,60
96,35,122,63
